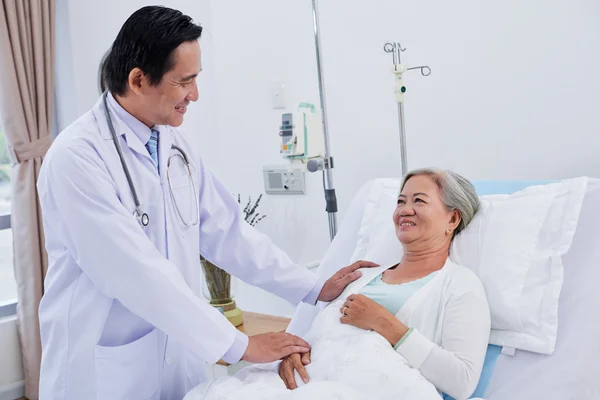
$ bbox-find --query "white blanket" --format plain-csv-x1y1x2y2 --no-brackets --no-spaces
184,299,442,400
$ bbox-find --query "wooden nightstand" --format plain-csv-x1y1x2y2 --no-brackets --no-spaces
216,311,291,366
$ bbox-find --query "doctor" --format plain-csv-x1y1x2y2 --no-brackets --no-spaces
36,5,375,400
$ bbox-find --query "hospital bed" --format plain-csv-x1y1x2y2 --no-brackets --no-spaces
286,178,600,399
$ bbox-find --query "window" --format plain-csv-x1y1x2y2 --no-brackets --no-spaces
0,124,16,311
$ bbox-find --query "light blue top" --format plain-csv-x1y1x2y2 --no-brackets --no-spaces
360,271,438,316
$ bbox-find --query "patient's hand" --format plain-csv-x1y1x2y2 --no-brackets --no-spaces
317,260,379,302
279,351,311,390
340,294,409,345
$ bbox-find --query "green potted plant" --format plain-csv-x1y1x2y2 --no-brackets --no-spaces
201,194,266,326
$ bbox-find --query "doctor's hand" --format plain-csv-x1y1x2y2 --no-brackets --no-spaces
317,260,379,303
279,351,311,390
340,294,409,346
241,332,311,364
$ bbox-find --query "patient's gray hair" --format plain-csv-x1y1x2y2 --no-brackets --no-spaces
400,168,480,236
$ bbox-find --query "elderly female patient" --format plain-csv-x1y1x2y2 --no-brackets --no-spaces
188,169,491,400
280,169,490,397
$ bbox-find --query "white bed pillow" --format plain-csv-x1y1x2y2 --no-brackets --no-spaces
349,177,588,355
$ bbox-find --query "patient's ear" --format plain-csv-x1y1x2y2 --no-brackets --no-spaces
449,210,461,231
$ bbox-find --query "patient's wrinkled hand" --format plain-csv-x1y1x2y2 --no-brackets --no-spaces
339,294,408,345
317,260,379,302
279,351,311,390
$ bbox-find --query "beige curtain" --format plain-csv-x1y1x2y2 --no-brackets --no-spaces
0,1,55,399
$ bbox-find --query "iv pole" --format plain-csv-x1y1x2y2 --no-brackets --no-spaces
307,2,432,240
383,43,431,176
309,0,338,241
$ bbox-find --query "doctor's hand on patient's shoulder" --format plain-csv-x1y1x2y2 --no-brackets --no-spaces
317,260,379,302
279,351,311,390
241,332,311,364
340,294,409,346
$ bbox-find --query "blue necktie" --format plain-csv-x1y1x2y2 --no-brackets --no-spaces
145,129,159,170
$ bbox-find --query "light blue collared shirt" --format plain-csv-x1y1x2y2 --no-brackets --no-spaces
107,93,154,146
360,272,437,316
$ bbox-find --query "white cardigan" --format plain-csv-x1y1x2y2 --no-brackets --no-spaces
342,259,491,400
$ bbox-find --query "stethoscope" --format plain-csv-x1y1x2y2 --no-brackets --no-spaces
102,91,200,227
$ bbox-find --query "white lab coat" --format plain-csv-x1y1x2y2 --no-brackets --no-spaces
36,95,322,400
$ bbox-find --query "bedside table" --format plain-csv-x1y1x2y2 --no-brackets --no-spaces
206,311,291,379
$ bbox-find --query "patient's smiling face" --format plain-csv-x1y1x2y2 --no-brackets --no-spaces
393,175,460,250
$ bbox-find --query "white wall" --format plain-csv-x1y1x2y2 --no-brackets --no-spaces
205,0,330,316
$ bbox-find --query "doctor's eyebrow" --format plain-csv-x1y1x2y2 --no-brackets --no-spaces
179,69,202,82
179,74,198,82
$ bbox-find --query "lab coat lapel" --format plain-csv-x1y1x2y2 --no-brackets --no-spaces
94,94,155,163
92,96,113,141
122,126,153,162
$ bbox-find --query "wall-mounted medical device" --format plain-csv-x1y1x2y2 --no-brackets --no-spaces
279,103,325,161
263,165,306,195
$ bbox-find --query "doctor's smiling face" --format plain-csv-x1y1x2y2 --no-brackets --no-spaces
102,6,203,127
127,41,202,128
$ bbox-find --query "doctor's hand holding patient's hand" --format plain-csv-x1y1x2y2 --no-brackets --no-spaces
242,332,311,364
317,260,379,302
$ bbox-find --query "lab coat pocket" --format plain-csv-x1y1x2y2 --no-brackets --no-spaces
95,328,160,400
185,351,207,390
167,173,199,236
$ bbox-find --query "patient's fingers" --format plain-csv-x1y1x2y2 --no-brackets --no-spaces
301,351,311,365
280,357,297,390
340,297,356,314
292,354,310,384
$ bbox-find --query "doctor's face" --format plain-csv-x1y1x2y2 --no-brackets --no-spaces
140,40,201,127
393,175,459,250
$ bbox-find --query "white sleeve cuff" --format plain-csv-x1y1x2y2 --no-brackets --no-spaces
221,330,249,364
302,276,325,306
395,328,436,369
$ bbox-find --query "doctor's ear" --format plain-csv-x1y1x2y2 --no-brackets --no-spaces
127,68,147,95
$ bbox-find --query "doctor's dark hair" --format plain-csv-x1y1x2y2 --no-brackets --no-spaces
400,168,480,237
102,6,203,96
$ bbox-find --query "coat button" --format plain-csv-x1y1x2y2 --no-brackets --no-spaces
166,357,173,365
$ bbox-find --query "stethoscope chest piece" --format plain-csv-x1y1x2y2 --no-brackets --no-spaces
134,207,150,227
